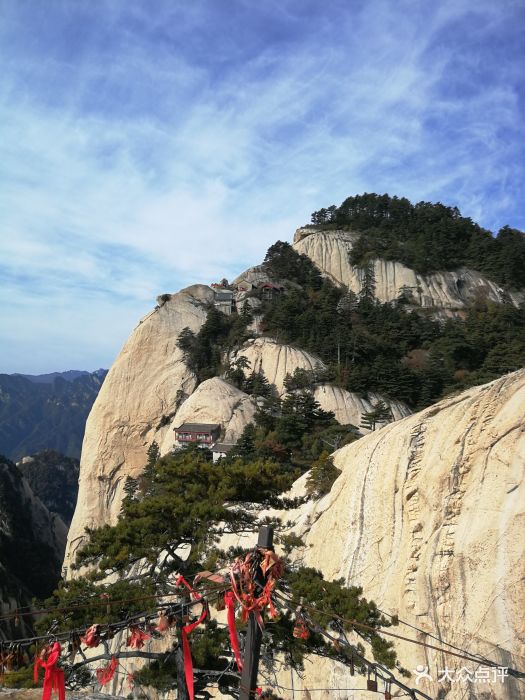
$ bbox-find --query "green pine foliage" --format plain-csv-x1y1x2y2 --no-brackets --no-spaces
276,391,334,450
360,401,393,432
310,193,525,289
36,576,156,635
74,445,296,579
177,305,252,383
305,452,342,499
42,443,398,692
243,369,275,398
261,243,525,408
283,367,328,392
287,567,397,668
133,620,231,692
229,391,357,475
263,240,323,288
0,665,37,689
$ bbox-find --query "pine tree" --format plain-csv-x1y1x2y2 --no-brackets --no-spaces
359,263,376,306
232,423,257,459
244,370,274,398
49,446,398,694
360,401,392,431
225,355,251,388
120,476,139,513
305,451,342,499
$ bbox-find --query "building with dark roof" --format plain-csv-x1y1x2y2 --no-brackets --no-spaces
211,442,236,463
175,423,221,446
259,282,284,301
211,286,235,315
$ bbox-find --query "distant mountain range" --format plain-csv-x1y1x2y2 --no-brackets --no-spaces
0,369,107,461
14,369,106,384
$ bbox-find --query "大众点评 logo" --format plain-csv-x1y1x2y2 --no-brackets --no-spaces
413,665,508,684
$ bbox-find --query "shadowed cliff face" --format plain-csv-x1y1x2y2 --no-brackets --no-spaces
0,456,67,638
293,229,524,312
17,450,80,525
0,370,107,461
285,369,524,700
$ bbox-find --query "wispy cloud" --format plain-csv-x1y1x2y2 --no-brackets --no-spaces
1,0,524,372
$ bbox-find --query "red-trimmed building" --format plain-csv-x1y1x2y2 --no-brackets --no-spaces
175,423,221,446
260,282,284,301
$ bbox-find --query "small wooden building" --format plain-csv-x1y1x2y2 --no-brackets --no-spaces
211,286,235,315
259,282,284,301
175,423,221,446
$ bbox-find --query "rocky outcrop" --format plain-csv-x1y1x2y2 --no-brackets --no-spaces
313,383,411,430
293,228,523,311
234,338,326,395
159,377,257,455
1,457,67,637
60,244,523,698
282,369,525,699
64,285,214,569
232,265,273,289
17,449,80,525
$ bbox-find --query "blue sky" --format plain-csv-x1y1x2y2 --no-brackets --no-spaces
1,0,524,373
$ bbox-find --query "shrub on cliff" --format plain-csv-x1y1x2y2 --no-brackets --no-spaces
40,445,398,695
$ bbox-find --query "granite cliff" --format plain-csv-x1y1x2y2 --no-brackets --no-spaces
65,285,213,568
61,222,524,699
65,227,523,571
293,228,524,312
268,369,525,699
65,328,407,567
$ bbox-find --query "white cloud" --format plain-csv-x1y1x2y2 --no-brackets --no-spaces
0,0,523,372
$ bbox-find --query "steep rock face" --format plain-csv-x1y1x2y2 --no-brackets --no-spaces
0,457,67,637
232,264,272,288
234,337,326,395
159,377,257,454
64,285,213,569
17,449,80,525
293,229,523,310
289,369,525,699
313,383,411,430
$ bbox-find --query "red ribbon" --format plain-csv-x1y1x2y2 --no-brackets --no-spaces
224,591,243,672
126,625,151,649
176,575,208,700
33,642,65,700
229,557,279,629
80,624,101,648
96,656,118,686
